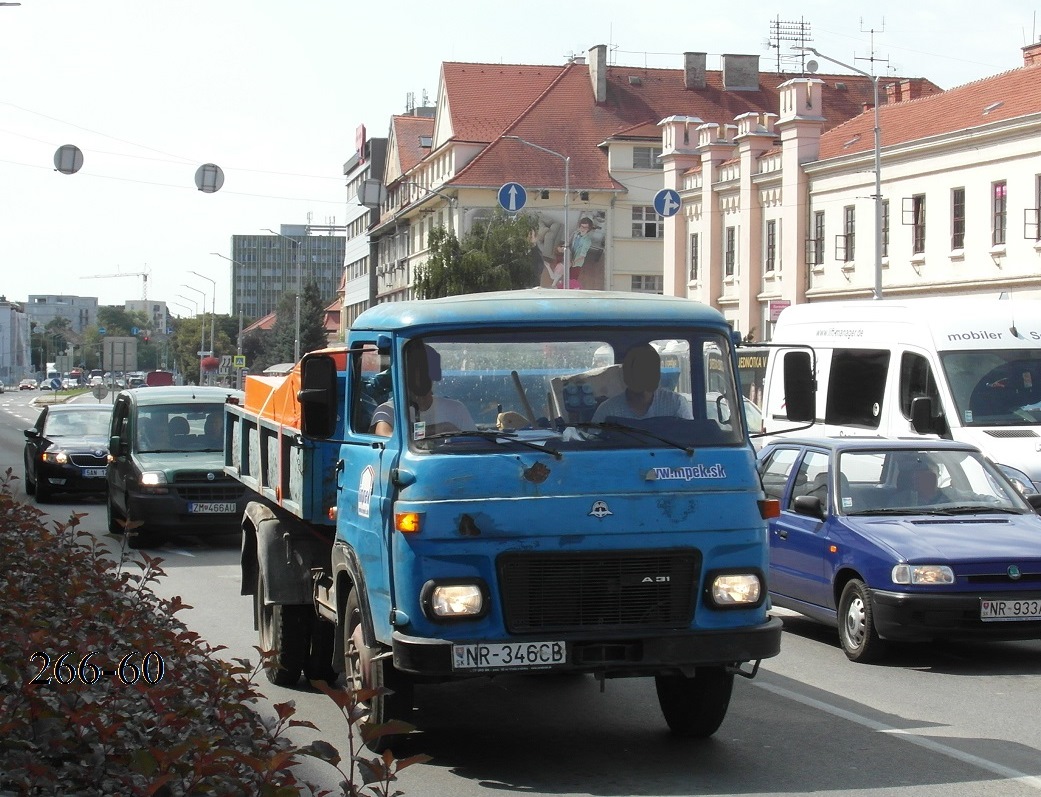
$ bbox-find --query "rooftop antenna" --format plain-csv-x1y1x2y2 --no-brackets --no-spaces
767,16,813,74
855,18,890,78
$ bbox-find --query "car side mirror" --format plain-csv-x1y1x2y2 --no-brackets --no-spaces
1027,494,1041,514
23,428,39,439
792,494,825,519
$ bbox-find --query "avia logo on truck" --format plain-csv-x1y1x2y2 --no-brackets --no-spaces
763,297,1041,493
226,289,813,751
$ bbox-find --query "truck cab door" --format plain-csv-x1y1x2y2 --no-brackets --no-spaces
337,341,398,637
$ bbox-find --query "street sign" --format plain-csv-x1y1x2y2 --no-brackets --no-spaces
653,188,682,218
131,326,139,335
91,384,109,401
498,182,527,213
232,355,247,369
49,378,62,391
98,327,106,335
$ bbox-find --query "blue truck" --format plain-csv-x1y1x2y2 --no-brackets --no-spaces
227,289,811,749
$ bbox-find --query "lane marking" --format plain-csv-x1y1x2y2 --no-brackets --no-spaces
756,680,1041,789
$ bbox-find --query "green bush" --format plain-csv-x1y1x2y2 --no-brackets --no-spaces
0,472,428,796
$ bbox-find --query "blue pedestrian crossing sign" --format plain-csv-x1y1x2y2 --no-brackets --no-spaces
498,182,527,213
653,188,682,218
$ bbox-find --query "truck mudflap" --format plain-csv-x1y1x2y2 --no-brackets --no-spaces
390,616,782,678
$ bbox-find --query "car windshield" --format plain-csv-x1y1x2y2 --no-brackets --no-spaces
43,410,110,438
356,329,748,453
940,349,1041,426
839,448,1032,515
136,404,225,453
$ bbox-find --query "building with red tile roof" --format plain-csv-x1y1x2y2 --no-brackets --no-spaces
663,42,1041,338
360,46,916,304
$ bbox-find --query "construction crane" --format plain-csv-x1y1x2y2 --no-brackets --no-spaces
82,267,150,301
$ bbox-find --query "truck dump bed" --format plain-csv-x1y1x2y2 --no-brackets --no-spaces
225,351,346,524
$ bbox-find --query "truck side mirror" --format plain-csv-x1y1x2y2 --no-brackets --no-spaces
910,396,938,435
298,354,338,439
783,350,815,423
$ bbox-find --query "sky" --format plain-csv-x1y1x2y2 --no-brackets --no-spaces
1,0,1037,318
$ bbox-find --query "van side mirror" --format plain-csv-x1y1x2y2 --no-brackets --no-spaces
910,396,939,435
783,350,815,423
298,353,339,439
109,434,127,456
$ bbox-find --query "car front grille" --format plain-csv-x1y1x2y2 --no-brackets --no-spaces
70,453,108,467
498,549,700,633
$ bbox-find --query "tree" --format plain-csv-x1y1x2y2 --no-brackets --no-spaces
413,211,540,299
265,281,329,365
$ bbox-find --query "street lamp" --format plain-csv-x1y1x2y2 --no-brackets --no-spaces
211,252,248,356
798,46,883,300
181,284,207,383
264,228,302,361
500,135,571,289
189,270,217,378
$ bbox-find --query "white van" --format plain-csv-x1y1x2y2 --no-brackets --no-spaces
761,297,1041,491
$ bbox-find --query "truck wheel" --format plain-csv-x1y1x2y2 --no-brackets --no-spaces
255,571,311,686
344,588,414,752
655,666,734,738
838,579,885,663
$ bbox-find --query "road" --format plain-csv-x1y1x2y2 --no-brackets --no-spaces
5,387,1041,796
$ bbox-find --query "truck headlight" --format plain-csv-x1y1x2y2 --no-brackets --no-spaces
892,564,954,585
423,581,486,619
708,573,763,607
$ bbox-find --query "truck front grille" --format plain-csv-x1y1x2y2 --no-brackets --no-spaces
498,549,699,633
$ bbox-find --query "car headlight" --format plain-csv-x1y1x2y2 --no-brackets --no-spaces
892,564,954,585
708,573,763,606
425,582,485,618
42,450,69,464
138,471,169,494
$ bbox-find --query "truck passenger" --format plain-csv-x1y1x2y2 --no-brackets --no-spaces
591,343,693,422
370,342,474,437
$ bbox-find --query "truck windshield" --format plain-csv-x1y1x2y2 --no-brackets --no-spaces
939,349,1041,426
388,330,747,452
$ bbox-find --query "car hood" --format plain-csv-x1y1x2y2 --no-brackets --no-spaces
133,451,224,474
43,436,110,454
844,515,1041,562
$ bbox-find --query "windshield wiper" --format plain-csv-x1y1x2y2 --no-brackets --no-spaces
572,421,693,456
421,429,562,460
929,505,1024,515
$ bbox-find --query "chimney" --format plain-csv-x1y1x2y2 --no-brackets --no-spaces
722,54,760,91
1023,40,1041,66
899,79,924,101
588,44,607,103
885,81,898,103
684,52,707,89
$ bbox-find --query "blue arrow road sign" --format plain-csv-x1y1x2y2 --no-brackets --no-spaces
97,327,106,335
498,182,527,213
653,188,682,218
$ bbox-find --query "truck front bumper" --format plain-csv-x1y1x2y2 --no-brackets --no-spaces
391,617,782,678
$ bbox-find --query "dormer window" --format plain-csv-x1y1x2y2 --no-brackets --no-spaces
419,135,432,148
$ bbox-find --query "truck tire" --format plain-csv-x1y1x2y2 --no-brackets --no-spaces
255,571,311,686
655,666,734,738
343,588,414,752
305,618,339,685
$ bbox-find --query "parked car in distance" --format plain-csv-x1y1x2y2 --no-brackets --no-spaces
19,379,37,390
0,380,4,393
757,437,1041,662
106,385,247,548
24,403,113,502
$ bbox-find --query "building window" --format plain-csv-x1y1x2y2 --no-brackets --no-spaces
631,275,663,293
911,194,926,254
764,220,777,272
842,206,855,262
1033,176,1041,241
951,188,965,250
633,146,663,169
812,211,825,266
881,200,890,258
992,181,1007,246
689,232,700,281
632,206,663,238
724,226,736,277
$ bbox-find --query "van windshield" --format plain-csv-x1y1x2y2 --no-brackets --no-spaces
940,349,1041,426
136,403,225,453
361,329,748,452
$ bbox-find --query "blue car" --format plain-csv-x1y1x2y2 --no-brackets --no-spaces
757,437,1041,662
